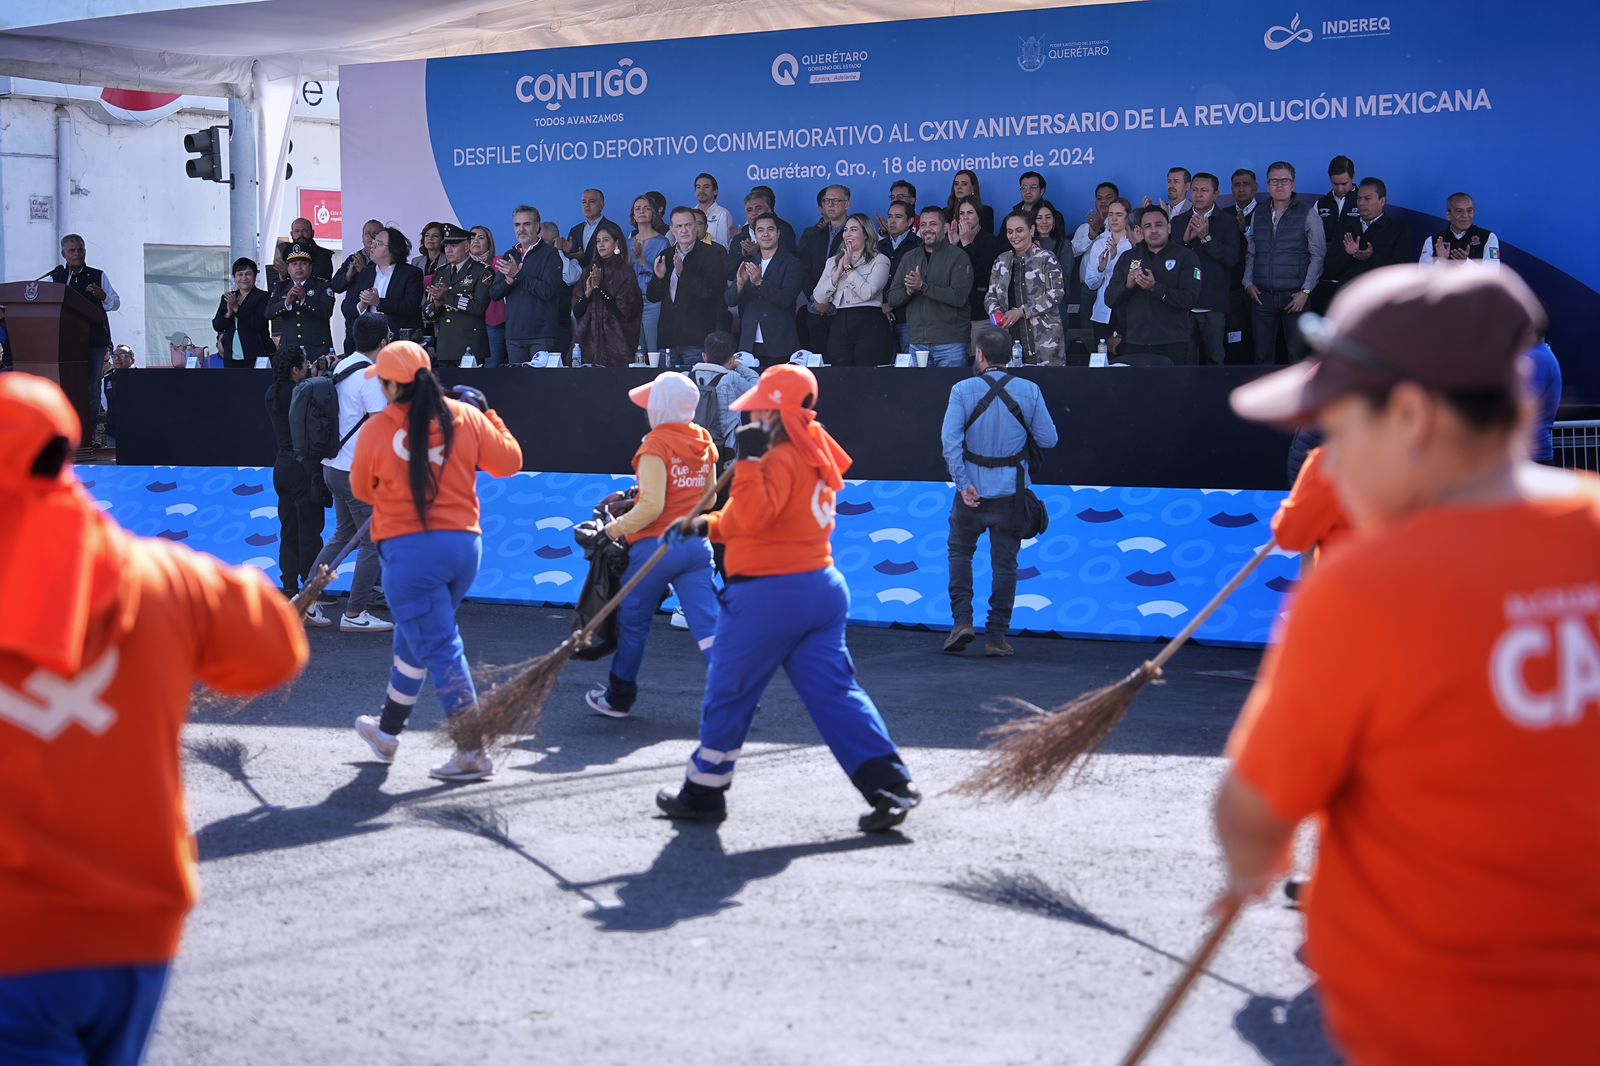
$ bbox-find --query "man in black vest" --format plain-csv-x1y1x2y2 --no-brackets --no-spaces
1332,177,1413,286
1311,155,1363,314
1243,161,1325,364
1419,192,1501,270
266,245,337,357
48,234,120,436
878,201,920,353
1174,173,1241,365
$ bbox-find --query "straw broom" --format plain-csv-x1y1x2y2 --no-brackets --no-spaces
958,538,1276,800
290,516,372,618
447,465,736,753
1116,895,1246,1066
189,516,372,716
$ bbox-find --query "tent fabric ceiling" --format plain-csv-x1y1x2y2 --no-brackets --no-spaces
0,0,1120,96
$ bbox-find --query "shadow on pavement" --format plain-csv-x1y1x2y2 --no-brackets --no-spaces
1234,984,1344,1065
194,763,454,862
945,869,1256,996
575,823,912,933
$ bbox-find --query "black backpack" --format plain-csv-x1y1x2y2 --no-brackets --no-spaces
694,368,729,446
288,358,371,461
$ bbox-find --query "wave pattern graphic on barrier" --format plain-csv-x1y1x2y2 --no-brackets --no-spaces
85,468,1297,647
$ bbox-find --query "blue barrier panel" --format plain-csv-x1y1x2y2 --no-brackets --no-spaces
82,467,1295,647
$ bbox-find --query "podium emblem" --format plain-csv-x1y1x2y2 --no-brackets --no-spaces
24,282,38,301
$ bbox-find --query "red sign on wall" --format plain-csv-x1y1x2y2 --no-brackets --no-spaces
298,189,343,240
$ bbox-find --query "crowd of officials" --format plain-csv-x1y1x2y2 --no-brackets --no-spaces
199,155,1503,373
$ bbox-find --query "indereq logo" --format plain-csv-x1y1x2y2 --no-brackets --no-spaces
1263,13,1314,49
515,58,648,112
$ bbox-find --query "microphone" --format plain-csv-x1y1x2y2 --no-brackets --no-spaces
34,270,55,281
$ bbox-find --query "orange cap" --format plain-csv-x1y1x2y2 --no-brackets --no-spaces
0,373,81,492
365,340,432,383
729,363,818,413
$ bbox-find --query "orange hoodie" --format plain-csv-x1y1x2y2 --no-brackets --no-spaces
0,526,308,978
705,433,852,578
1272,447,1351,559
619,421,718,543
349,398,524,542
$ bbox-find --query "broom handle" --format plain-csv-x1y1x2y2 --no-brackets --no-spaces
573,464,736,643
1116,895,1246,1066
1146,539,1275,675
291,515,373,615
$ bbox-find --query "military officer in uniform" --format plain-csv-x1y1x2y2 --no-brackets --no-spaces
266,244,336,357
423,224,490,366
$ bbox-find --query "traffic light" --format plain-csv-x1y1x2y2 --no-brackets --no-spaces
183,125,226,183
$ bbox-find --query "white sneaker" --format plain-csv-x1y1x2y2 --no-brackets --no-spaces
670,607,688,630
354,715,398,763
585,687,630,718
429,748,494,782
340,610,394,633
304,603,334,628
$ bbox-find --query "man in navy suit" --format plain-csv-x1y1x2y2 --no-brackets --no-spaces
727,214,804,366
1332,177,1413,285
561,188,625,272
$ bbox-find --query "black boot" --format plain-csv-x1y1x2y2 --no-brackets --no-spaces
859,783,921,833
655,780,727,823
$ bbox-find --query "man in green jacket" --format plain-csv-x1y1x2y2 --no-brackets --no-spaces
887,206,975,368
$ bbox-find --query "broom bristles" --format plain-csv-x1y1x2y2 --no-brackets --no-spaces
445,636,582,752
957,662,1160,800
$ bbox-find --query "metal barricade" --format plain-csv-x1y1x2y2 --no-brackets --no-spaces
1552,420,1600,472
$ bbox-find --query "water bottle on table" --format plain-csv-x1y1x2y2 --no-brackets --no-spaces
1090,341,1109,368
571,343,583,368
1010,341,1023,367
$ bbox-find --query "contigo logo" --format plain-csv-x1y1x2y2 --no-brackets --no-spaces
515,58,647,112
771,53,799,86
1264,14,1314,49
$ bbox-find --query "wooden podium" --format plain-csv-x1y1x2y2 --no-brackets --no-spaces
0,280,102,439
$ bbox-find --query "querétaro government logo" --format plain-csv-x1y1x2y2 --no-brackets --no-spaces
772,53,799,86
1017,35,1045,73
1264,13,1315,49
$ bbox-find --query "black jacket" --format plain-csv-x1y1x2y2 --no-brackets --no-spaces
726,250,805,358
266,276,337,354
647,241,725,350
726,218,800,278
1314,192,1363,286
344,262,426,336
957,231,1002,321
878,232,921,326
797,222,846,294
1171,207,1241,313
1104,242,1203,348
1334,214,1413,283
212,287,274,362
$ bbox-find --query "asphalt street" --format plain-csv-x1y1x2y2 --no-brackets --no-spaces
152,602,1339,1065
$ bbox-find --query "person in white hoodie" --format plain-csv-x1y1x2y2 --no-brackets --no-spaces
1080,198,1135,351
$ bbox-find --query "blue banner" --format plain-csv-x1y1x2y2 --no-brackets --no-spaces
82,466,1295,647
341,0,1598,400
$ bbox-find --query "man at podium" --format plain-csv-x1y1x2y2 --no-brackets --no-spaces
47,234,120,433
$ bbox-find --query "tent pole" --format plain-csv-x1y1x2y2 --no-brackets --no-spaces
227,97,259,271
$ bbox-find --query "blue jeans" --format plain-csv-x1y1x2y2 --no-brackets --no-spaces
927,342,969,368
666,346,702,370
0,964,170,1066
376,530,481,732
947,493,1021,637
639,300,662,355
894,323,911,353
685,567,909,802
485,323,507,367
605,534,720,710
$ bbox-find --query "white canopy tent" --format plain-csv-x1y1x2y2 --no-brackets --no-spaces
0,0,1119,264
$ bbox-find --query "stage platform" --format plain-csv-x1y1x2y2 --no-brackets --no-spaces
111,366,1294,490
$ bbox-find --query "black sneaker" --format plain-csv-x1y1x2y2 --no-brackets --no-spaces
859,784,921,833
655,787,727,823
